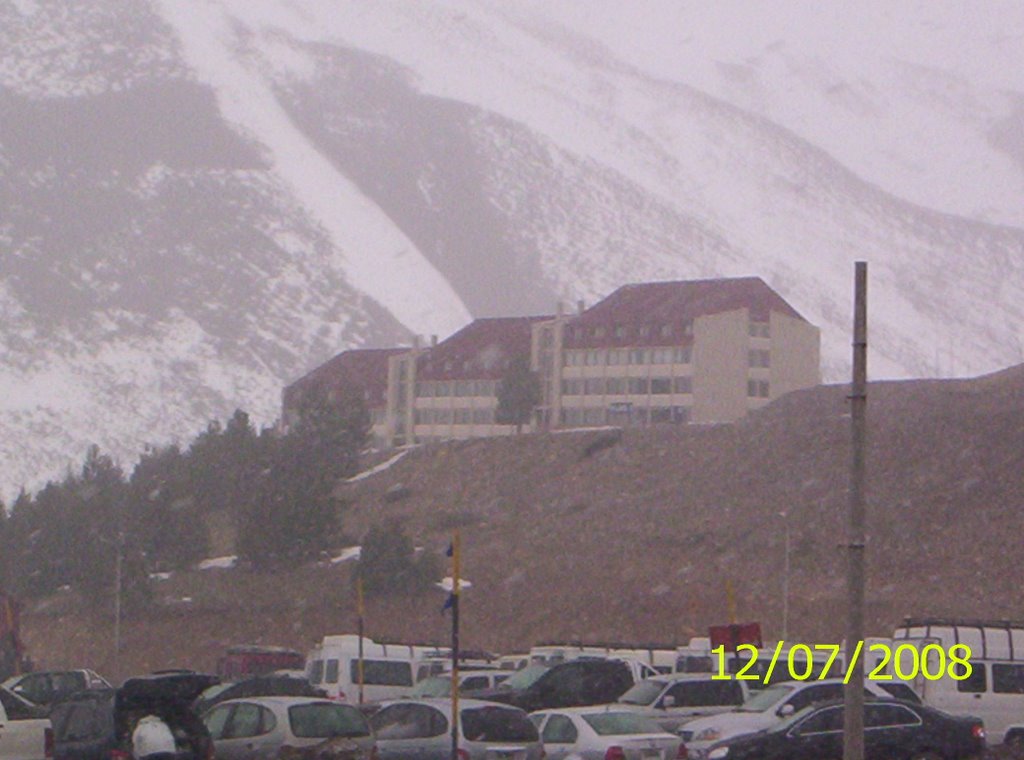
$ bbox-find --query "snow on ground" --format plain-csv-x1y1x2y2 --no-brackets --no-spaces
346,450,410,482
154,0,472,340
198,555,238,570
330,546,362,564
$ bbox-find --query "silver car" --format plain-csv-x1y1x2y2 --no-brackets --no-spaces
202,696,375,760
531,707,683,760
370,698,543,760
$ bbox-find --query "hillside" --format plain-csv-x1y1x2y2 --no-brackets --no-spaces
3,0,1024,499
21,365,1024,682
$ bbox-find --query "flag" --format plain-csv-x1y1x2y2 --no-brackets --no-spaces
441,593,455,614
445,542,454,557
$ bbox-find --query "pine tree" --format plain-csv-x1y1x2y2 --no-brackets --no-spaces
495,354,541,433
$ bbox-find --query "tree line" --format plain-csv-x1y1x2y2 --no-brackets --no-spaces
0,385,370,613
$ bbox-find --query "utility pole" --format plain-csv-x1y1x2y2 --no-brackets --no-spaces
780,512,791,640
844,262,868,760
113,529,123,657
450,530,461,760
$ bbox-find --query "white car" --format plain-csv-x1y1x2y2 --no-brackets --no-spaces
532,706,684,760
614,675,749,734
679,679,894,758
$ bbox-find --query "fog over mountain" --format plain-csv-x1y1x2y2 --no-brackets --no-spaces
1,0,1023,498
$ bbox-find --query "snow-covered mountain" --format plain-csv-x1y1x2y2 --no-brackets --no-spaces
2,0,1023,498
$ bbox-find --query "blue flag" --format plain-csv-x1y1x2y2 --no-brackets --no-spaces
441,592,455,614
445,542,454,557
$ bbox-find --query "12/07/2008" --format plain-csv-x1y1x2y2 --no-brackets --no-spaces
708,641,972,685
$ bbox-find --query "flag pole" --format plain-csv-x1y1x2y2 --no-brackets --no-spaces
450,529,461,760
357,573,365,705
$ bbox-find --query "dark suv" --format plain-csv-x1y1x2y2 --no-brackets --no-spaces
52,672,218,760
486,660,634,713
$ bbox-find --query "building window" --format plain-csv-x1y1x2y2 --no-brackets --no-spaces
607,349,626,365
561,379,583,396
629,349,647,364
614,325,626,338
638,325,650,337
605,377,627,394
650,378,672,394
673,346,692,364
660,324,672,337
749,349,771,368
454,409,472,424
454,380,473,396
749,321,770,338
673,376,693,394
682,319,694,336
628,377,649,394
584,378,604,395
651,407,673,423
472,408,493,424
593,326,605,338
436,381,451,397
416,381,434,398
651,348,672,364
672,406,690,423
747,379,770,398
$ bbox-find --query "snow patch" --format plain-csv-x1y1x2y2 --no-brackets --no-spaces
198,555,238,570
330,546,362,564
346,450,410,482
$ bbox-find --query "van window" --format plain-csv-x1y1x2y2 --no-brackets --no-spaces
993,664,1024,694
957,663,987,693
351,659,413,686
676,656,712,673
325,659,340,684
310,660,324,685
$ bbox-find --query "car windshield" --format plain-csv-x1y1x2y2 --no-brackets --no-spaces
582,712,664,736
410,677,451,698
501,666,548,691
288,703,370,738
461,706,537,743
738,683,796,712
618,680,667,706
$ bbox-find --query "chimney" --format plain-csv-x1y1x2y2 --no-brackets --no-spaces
577,299,585,315
430,334,438,347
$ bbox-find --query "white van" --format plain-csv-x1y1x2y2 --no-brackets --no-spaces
529,642,677,673
892,618,1024,744
306,634,449,703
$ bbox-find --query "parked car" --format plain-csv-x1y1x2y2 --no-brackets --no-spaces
3,670,111,708
115,671,219,759
369,698,543,760
193,674,326,715
615,675,749,733
679,679,897,758
0,686,52,760
202,696,374,760
409,670,510,698
531,706,685,760
486,659,638,713
51,688,116,760
703,698,986,760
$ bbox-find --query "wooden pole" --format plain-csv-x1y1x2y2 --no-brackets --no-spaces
357,574,365,705
843,262,868,760
450,530,461,760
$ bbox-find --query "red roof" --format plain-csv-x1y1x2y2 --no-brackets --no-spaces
564,277,806,349
284,348,405,410
417,316,553,381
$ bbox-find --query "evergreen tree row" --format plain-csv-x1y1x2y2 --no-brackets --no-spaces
0,386,370,612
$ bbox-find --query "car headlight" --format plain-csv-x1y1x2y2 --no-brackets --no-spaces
708,748,730,760
694,728,721,742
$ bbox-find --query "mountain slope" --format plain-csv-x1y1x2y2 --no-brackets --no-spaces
20,366,1024,679
2,0,1024,497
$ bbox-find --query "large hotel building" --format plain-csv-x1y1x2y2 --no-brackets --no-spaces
282,277,820,447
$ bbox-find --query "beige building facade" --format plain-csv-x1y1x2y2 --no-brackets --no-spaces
283,277,821,448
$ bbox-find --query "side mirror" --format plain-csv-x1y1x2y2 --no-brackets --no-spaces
778,704,795,717
661,695,676,709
